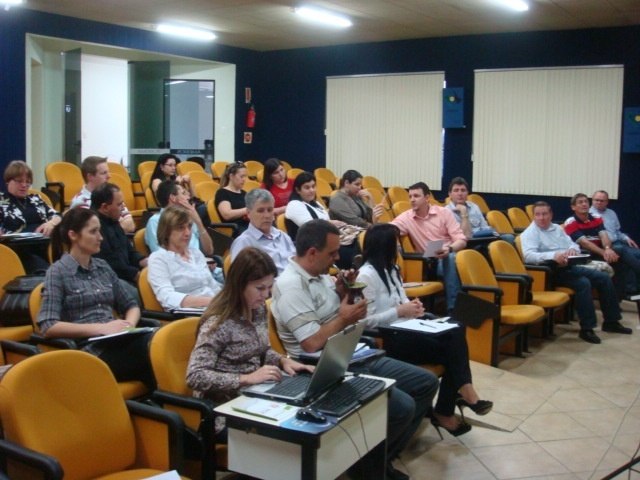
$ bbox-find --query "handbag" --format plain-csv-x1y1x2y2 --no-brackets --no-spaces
0,274,45,327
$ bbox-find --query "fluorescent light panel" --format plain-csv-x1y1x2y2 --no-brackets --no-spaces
496,0,529,12
294,6,352,28
3,0,23,4
157,23,216,41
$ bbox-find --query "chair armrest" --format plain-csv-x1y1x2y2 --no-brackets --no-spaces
126,399,185,472
29,333,77,350
44,182,66,210
149,391,219,475
0,438,63,480
399,252,438,281
0,340,39,364
460,284,502,303
139,317,162,328
140,310,181,322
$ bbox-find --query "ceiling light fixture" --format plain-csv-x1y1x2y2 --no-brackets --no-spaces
496,0,529,12
156,23,217,41
294,6,352,28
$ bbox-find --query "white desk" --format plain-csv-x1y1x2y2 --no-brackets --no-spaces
215,377,393,480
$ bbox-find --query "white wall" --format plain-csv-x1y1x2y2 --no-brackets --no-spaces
80,55,128,164
170,63,236,162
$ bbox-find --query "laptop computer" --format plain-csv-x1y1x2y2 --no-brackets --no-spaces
240,322,365,406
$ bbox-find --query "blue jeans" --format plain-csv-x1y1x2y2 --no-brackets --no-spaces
612,241,640,294
437,253,462,312
555,265,621,330
351,356,438,460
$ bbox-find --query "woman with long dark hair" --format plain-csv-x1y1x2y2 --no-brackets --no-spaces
329,169,384,228
186,247,312,440
37,207,155,388
260,158,294,215
149,153,195,198
356,223,493,437
214,162,249,236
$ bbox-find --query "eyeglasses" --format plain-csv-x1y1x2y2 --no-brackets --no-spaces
10,178,32,186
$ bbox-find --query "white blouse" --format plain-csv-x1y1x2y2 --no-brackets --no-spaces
356,262,409,328
285,199,329,226
148,247,222,311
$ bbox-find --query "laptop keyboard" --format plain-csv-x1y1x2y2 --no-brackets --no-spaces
265,374,311,396
310,376,385,417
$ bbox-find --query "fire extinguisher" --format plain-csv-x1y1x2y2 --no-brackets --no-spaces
246,104,256,128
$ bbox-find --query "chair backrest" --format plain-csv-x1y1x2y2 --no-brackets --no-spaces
525,204,534,221
315,177,334,199
109,172,137,211
275,214,288,234
392,200,411,217
243,160,263,179
363,187,386,208
223,254,232,277
256,169,264,183
28,282,44,333
144,187,158,209
387,186,409,205
514,235,524,259
265,299,286,355
188,170,215,187
177,161,205,176
467,193,489,215
286,168,305,180
133,228,149,257
244,179,261,192
211,161,230,181
488,240,527,276
138,267,163,312
0,244,26,297
194,180,220,203
44,162,84,208
507,207,531,230
28,189,54,209
0,350,136,479
137,160,156,180
455,249,499,303
107,162,130,179
149,317,200,396
314,167,337,188
429,196,444,207
362,175,384,191
486,210,515,235
206,199,223,223
140,171,153,192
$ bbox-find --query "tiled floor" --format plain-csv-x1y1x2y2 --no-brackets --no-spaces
396,301,640,479
219,302,640,480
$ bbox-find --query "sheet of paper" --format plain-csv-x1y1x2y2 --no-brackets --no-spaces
170,306,206,315
87,326,157,342
232,396,297,422
422,239,444,258
390,318,458,334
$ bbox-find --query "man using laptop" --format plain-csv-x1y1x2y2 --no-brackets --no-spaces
391,181,467,313
272,219,438,480
521,201,630,344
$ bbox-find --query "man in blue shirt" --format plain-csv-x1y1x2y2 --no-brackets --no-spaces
590,190,640,296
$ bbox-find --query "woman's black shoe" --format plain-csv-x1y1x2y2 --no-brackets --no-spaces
456,396,493,421
430,417,471,439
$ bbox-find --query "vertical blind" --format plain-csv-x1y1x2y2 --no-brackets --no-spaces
472,66,624,198
326,72,445,189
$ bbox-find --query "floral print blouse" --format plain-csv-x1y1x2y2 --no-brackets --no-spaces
0,192,58,233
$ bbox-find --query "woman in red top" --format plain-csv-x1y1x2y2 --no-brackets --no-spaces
260,158,294,215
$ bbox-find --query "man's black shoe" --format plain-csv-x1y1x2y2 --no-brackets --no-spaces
602,322,633,334
579,329,601,344
386,463,410,480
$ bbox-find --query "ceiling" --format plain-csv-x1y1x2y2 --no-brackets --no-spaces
20,0,640,51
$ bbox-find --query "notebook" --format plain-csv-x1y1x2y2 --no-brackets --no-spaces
240,322,365,406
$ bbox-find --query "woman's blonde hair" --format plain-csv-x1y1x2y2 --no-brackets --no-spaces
200,247,277,333
156,205,192,248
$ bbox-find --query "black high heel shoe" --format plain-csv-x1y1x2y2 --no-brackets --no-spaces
430,417,471,439
456,396,493,422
